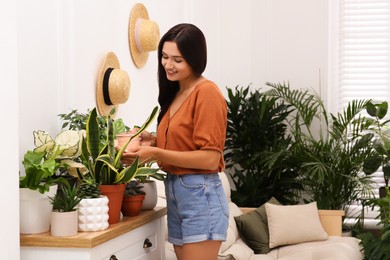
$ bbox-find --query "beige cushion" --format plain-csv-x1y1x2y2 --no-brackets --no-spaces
266,202,328,249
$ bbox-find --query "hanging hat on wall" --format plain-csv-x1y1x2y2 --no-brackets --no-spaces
129,3,160,68
96,52,130,117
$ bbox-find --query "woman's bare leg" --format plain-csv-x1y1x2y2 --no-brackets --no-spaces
174,240,222,260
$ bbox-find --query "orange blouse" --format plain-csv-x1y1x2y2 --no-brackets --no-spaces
156,80,227,175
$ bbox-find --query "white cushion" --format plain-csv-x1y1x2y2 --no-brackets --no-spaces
266,202,328,249
220,202,242,253
273,236,363,260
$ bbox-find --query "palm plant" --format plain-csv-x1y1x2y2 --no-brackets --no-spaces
265,82,376,210
224,86,303,207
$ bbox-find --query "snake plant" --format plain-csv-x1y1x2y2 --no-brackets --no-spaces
77,106,159,185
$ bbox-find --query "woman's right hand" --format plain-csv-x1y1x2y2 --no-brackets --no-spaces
139,131,157,147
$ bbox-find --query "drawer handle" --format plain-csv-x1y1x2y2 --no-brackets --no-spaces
109,255,118,260
143,238,153,248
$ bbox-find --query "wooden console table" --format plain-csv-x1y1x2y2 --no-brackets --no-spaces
20,207,166,260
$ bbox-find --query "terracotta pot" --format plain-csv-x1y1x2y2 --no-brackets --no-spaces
50,210,78,237
116,133,140,152
122,194,145,217
99,184,126,224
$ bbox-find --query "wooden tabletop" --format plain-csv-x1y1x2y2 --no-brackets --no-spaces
20,207,167,248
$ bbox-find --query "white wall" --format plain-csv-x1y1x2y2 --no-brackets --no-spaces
1,1,20,259
15,0,329,257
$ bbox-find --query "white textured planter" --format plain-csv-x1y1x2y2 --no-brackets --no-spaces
19,184,58,234
140,181,158,210
77,195,109,232
51,210,78,237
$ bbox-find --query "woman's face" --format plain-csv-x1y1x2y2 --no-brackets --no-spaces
161,41,193,82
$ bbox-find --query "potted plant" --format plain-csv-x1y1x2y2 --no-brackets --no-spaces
224,85,303,207
362,100,390,198
358,186,390,259
265,82,376,212
32,129,85,196
136,164,165,210
76,178,109,232
19,149,60,234
49,183,82,237
121,180,146,217
74,106,159,224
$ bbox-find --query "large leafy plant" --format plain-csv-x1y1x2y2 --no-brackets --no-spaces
77,106,159,185
358,187,390,259
363,101,390,189
266,82,376,210
20,150,60,194
33,129,84,172
224,86,303,207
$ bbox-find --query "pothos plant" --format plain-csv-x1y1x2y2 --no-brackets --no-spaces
76,106,160,185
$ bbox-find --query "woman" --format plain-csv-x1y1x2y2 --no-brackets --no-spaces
122,23,229,260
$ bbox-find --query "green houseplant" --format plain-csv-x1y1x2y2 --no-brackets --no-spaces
19,149,61,234
49,183,82,237
224,85,303,207
19,129,82,234
74,106,159,224
121,180,146,217
358,187,390,259
363,101,390,197
76,178,109,232
265,82,376,211
32,129,85,194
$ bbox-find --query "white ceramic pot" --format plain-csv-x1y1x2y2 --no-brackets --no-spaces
140,181,158,210
50,210,78,237
77,195,109,231
19,184,58,234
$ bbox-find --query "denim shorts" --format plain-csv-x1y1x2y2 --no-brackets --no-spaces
164,173,229,245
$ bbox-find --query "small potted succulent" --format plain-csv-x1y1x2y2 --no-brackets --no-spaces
49,183,82,237
121,180,146,217
76,178,109,232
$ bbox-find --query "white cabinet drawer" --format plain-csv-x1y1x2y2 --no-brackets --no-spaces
96,219,163,260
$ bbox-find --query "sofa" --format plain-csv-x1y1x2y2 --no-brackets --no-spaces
156,172,363,260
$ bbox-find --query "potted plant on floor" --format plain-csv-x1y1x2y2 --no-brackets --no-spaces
49,183,82,237
265,82,377,212
224,85,302,207
121,180,146,217
362,100,390,198
358,186,390,259
75,106,159,224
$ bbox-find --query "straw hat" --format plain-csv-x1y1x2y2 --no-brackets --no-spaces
96,52,130,117
128,3,160,68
